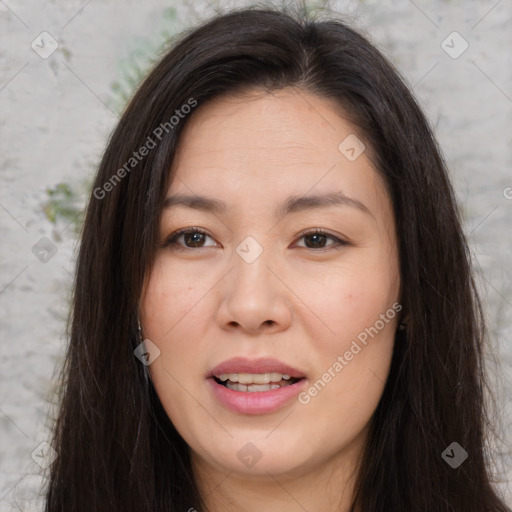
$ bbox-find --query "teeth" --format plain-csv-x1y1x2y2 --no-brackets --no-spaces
218,372,293,384
225,382,282,392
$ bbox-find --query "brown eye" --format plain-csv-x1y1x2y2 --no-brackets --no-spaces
163,228,347,252
182,231,207,248
296,230,348,251
164,228,217,250
303,233,328,249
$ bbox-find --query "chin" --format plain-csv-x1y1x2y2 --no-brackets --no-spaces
191,428,328,479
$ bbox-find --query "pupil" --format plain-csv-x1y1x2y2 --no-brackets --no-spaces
185,232,204,247
306,233,326,248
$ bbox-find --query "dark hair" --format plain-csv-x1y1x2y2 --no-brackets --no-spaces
44,6,510,512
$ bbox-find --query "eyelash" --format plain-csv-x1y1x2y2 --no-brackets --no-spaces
162,227,349,253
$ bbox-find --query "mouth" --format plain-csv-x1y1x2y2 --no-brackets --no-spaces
212,372,304,392
207,357,307,414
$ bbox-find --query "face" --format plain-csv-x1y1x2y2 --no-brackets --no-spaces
140,87,401,483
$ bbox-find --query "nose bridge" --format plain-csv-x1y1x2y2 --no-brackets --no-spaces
235,234,267,267
216,234,291,333
231,234,274,297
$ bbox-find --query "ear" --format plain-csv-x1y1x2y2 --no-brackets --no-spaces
397,311,410,331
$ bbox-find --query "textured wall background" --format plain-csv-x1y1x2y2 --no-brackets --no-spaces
1,0,510,509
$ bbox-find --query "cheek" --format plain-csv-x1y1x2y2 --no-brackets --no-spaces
300,292,397,439
141,259,209,389
297,250,399,424
298,254,399,353
141,260,212,431
141,257,212,341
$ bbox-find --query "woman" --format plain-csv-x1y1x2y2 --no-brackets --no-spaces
44,6,510,512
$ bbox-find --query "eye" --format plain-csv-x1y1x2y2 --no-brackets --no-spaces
295,229,348,251
162,227,348,252
163,227,217,250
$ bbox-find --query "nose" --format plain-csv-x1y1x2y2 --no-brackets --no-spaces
216,244,292,335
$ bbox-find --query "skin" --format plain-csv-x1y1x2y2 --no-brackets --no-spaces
140,87,401,512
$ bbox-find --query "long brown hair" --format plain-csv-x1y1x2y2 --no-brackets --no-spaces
45,6,510,511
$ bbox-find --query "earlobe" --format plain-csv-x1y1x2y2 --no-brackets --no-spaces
137,317,143,341
397,312,409,331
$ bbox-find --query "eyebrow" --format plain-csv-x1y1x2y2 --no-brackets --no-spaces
163,191,372,217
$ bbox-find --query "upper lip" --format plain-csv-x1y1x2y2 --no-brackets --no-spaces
209,357,306,379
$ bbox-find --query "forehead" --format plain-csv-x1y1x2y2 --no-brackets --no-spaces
173,88,355,166
167,88,386,215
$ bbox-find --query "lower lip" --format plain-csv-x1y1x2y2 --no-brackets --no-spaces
207,378,307,415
